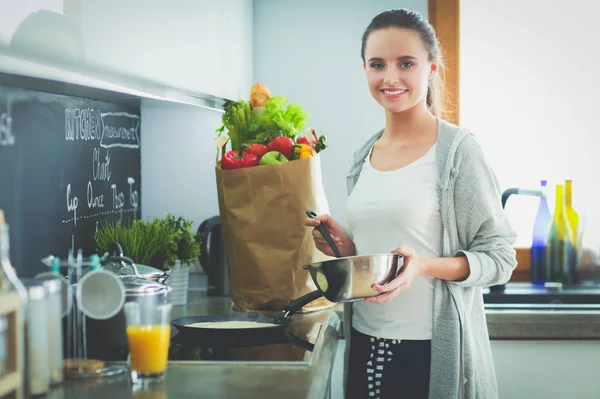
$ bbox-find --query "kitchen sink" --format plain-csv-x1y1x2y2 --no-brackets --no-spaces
483,282,600,305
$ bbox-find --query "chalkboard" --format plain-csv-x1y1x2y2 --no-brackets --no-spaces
0,85,141,277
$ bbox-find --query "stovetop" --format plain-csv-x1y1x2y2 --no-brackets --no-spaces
168,322,321,363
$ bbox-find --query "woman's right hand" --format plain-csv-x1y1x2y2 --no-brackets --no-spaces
304,214,355,257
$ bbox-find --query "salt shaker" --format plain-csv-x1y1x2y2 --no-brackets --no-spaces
21,278,50,396
38,277,63,385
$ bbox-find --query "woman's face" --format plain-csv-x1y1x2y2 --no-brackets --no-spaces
363,27,437,114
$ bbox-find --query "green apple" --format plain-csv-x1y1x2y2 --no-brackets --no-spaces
259,151,289,166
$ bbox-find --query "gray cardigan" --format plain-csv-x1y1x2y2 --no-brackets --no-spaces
343,119,517,399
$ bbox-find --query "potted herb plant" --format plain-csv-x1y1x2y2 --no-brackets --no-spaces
94,218,176,271
160,214,200,305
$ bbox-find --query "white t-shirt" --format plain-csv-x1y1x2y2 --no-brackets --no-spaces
346,143,441,340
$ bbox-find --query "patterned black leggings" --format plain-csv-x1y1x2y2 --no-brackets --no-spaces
346,328,431,399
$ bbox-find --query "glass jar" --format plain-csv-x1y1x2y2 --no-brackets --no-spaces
21,278,50,396
38,277,63,385
0,315,7,378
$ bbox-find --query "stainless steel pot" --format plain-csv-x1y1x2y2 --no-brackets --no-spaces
295,211,403,308
83,276,171,360
101,242,170,284
304,253,403,302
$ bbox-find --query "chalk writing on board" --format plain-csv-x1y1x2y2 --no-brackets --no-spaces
61,208,137,224
111,184,125,210
92,147,111,181
65,108,103,141
66,184,79,226
100,112,140,149
87,181,105,209
128,177,139,217
0,98,14,147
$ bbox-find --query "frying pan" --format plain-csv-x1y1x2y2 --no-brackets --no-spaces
170,290,322,342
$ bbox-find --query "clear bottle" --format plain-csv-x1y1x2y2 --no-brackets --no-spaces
21,279,50,396
546,184,574,283
531,180,552,285
0,210,27,393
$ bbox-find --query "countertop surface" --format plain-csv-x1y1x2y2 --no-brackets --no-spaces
44,296,341,399
333,302,600,340
31,287,600,398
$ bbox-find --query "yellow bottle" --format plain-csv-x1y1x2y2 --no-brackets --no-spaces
546,184,574,283
564,180,579,248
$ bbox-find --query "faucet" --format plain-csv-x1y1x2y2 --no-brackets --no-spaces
490,187,545,292
501,187,544,209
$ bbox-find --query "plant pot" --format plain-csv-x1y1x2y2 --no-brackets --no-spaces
166,261,189,306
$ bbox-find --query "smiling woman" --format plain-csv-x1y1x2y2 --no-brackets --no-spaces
303,7,518,399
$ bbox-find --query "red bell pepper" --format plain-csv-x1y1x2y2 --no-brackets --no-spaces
221,151,259,170
297,137,310,146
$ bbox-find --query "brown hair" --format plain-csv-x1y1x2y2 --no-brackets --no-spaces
361,9,448,118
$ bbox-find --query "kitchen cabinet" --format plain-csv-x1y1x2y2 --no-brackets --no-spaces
331,340,600,399
0,0,252,102
492,340,600,399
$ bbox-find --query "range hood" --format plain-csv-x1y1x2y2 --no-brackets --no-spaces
0,50,227,111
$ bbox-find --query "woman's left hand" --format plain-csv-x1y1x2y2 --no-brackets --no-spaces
365,245,427,304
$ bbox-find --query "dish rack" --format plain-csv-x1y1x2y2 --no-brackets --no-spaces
0,290,23,399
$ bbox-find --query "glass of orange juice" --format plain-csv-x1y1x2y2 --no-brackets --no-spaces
124,302,172,384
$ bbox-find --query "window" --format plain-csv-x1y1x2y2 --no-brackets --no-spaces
432,0,599,255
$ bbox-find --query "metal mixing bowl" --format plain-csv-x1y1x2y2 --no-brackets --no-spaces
303,253,403,302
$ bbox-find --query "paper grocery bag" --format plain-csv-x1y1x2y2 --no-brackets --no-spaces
215,154,334,313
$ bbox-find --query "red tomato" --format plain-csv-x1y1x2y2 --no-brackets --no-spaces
247,143,268,159
267,136,294,159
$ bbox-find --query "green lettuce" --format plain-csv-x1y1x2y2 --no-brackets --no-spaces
249,96,310,141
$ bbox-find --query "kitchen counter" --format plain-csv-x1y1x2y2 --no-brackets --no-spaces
484,304,600,339
333,303,600,340
45,297,341,399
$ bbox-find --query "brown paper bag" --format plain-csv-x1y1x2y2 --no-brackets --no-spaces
215,152,334,313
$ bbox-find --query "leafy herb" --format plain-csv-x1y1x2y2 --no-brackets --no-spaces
160,214,201,266
94,215,200,270
216,100,252,152
94,218,176,269
250,96,310,139
217,96,310,149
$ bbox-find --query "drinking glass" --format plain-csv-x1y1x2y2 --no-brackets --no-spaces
124,302,172,384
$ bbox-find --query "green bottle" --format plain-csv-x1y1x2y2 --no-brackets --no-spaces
546,184,574,284
564,180,579,272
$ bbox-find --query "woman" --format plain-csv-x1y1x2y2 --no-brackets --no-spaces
305,9,517,399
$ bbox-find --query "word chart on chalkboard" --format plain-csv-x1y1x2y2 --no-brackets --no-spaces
0,85,141,277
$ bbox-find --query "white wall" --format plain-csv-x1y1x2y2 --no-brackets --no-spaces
253,0,428,229
137,1,253,229
80,0,253,100
141,104,223,231
461,0,600,249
